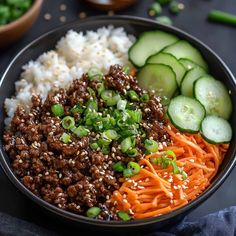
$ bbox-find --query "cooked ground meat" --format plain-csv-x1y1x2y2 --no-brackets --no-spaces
3,65,170,220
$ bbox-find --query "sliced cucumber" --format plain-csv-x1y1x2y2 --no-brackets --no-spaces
194,76,232,120
137,64,177,105
180,67,207,97
163,40,208,70
179,58,199,71
201,115,232,144
146,52,186,86
128,31,179,67
167,95,205,132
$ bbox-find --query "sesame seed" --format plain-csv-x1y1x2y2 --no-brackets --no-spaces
60,4,67,11
18,159,23,163
107,10,114,16
59,16,66,23
79,12,87,19
189,159,195,163
44,13,52,21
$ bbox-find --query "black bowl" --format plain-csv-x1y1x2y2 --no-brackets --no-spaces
0,15,236,232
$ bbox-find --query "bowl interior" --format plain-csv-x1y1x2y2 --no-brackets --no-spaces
0,16,236,227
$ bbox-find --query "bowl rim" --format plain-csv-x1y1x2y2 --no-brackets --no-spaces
0,0,43,32
0,15,236,227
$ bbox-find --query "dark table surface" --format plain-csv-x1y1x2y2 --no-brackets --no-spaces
0,0,236,235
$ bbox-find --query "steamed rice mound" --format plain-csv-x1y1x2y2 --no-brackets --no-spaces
4,26,135,125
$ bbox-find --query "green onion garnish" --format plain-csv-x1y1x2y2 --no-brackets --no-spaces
128,161,141,175
87,87,96,98
101,144,110,155
71,126,88,138
60,133,71,144
101,90,121,106
140,94,149,103
61,116,75,130
127,90,139,102
208,10,236,26
148,2,162,16
123,168,134,178
113,161,126,172
127,110,142,123
144,139,158,153
169,1,184,15
70,104,84,114
51,104,64,117
156,16,173,25
117,211,131,221
97,82,105,96
87,67,103,81
102,129,118,140
123,65,130,74
120,137,132,153
86,207,101,218
90,142,99,150
85,100,98,114
127,148,138,157
117,99,127,110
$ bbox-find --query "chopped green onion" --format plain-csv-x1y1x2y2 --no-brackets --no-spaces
148,2,162,16
208,10,236,26
127,110,142,123
123,65,130,74
97,82,105,96
101,90,121,106
164,150,176,161
86,207,101,218
62,116,75,130
156,16,173,25
101,144,110,154
127,148,138,157
98,137,111,146
85,100,98,113
51,104,64,117
60,133,71,144
113,161,126,172
71,126,88,138
117,211,131,221
87,87,96,98
182,171,188,180
169,1,184,14
102,129,118,140
128,161,141,175
70,104,84,114
87,67,103,81
144,139,158,153
120,137,132,153
119,128,138,138
90,142,99,150
123,168,134,178
171,161,180,174
127,90,139,102
140,94,150,103
117,99,127,110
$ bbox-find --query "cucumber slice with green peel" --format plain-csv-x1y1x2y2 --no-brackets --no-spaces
180,66,207,97
201,115,232,144
163,40,208,70
167,95,206,132
128,31,179,67
146,52,186,86
194,77,232,120
179,58,199,70
137,64,177,105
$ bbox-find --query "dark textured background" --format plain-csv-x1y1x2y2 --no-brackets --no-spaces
0,0,236,234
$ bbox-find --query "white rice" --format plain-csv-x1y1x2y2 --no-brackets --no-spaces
4,26,135,125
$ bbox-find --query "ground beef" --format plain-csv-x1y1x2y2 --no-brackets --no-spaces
3,65,170,220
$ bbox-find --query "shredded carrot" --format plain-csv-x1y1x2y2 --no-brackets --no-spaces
109,124,228,219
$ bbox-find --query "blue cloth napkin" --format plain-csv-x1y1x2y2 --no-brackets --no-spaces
1,206,236,236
